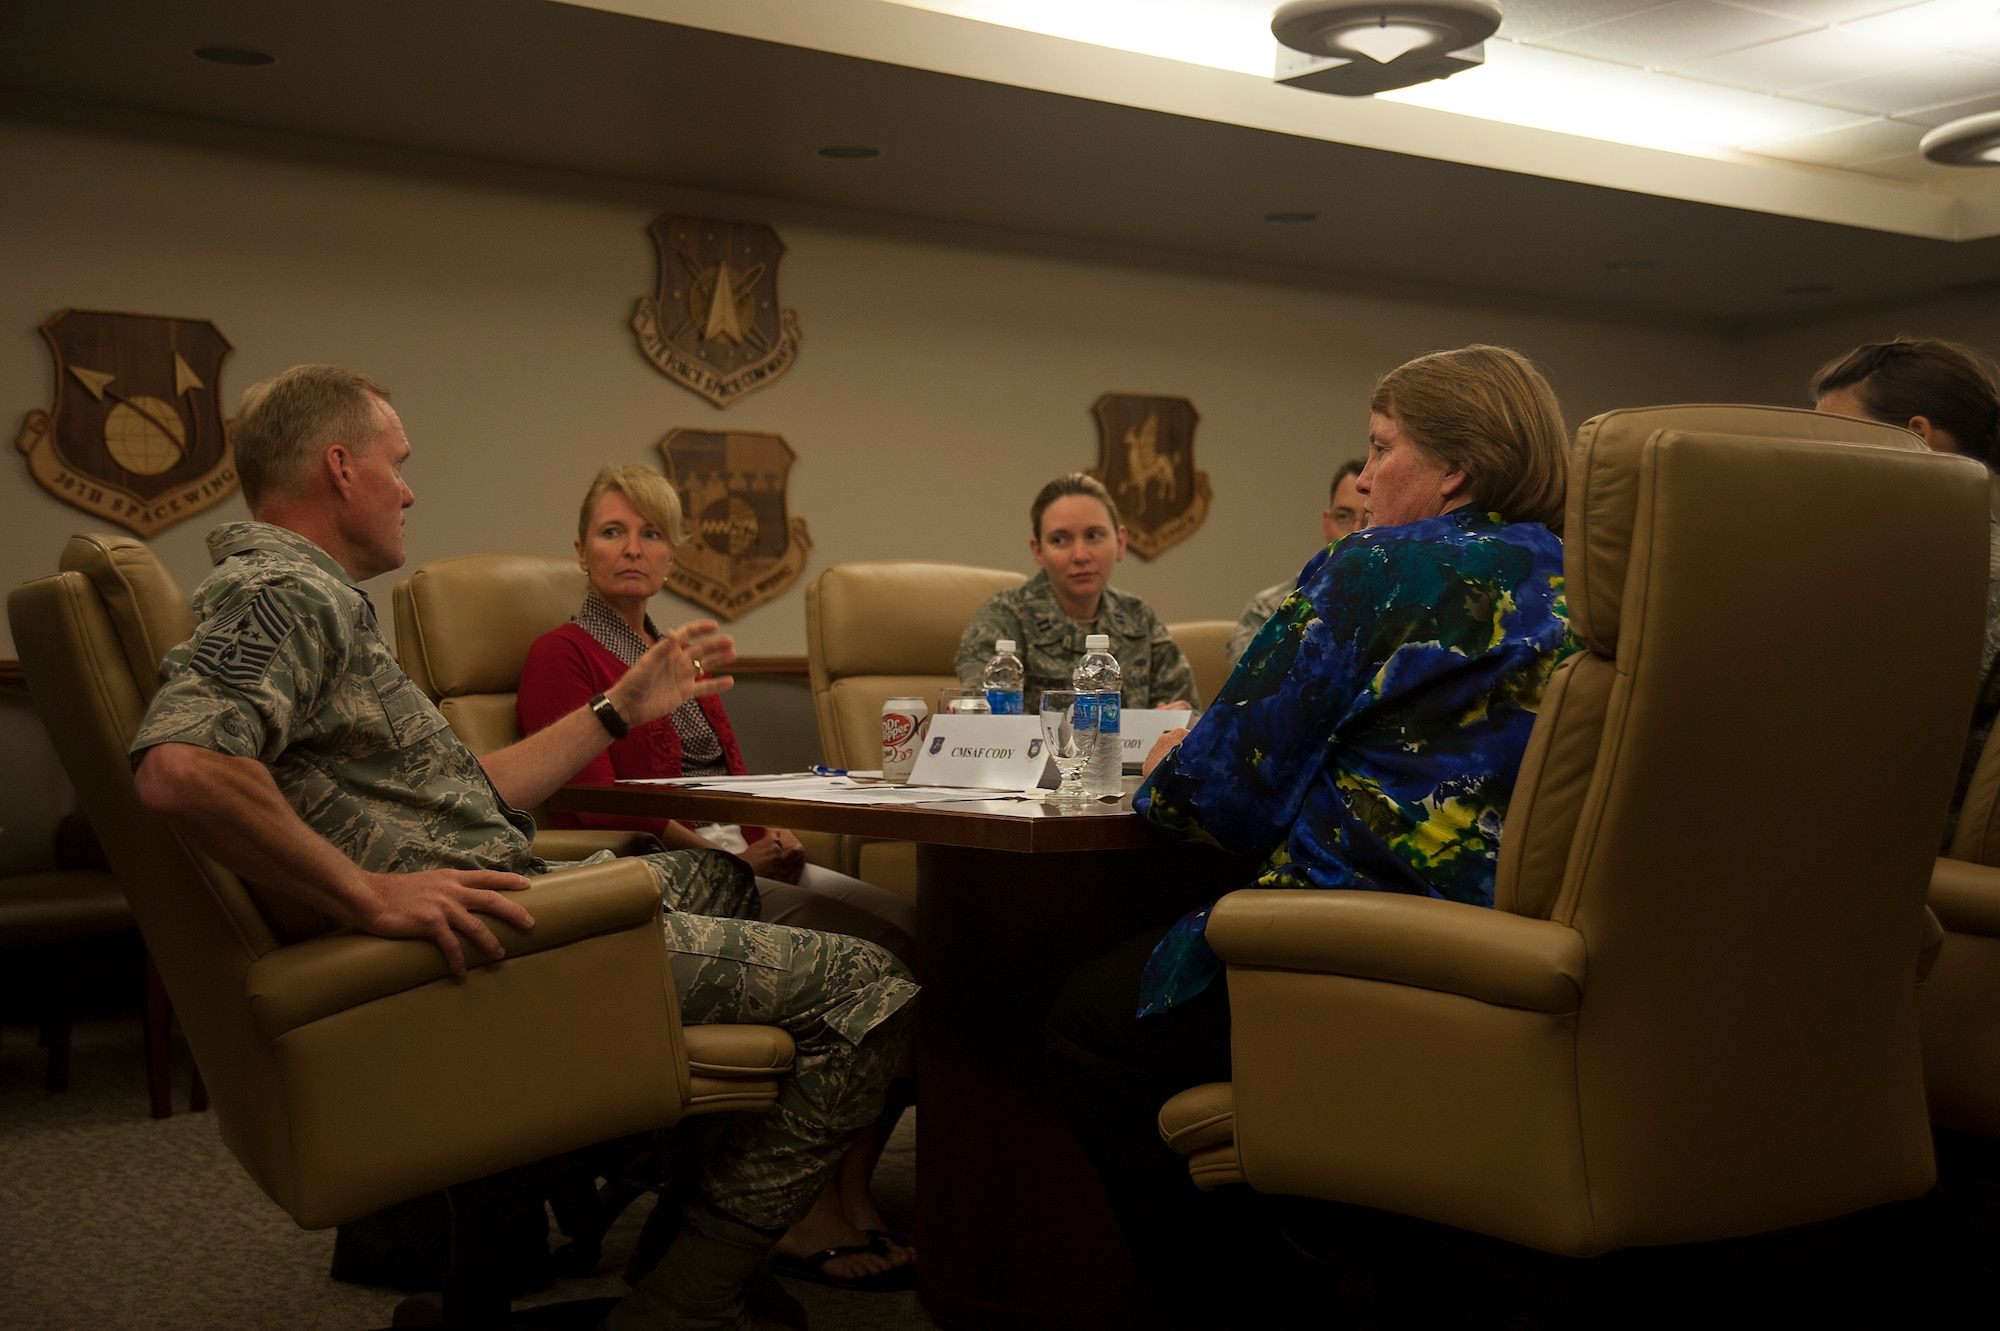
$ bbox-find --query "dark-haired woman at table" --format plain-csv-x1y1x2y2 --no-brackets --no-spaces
1045,346,1579,1327
1813,336,2000,848
518,463,916,1288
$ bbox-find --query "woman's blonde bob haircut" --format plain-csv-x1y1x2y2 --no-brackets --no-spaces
1370,345,1569,533
576,464,687,547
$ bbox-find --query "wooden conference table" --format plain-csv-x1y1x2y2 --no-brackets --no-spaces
551,780,1254,1331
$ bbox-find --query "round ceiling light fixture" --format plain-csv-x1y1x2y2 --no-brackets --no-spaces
193,46,276,66
1272,1,1501,68
1920,112,2000,167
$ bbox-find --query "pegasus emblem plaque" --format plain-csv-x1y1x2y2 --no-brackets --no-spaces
1089,394,1210,560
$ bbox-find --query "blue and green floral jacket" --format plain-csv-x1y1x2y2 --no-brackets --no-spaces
1135,506,1578,1017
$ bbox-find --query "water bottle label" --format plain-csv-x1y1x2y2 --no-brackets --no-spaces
986,689,1023,715
1098,693,1121,734
1074,694,1100,728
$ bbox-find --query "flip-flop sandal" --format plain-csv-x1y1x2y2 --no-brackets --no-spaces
863,1228,914,1254
769,1242,918,1293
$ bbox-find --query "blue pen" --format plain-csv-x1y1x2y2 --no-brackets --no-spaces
809,764,847,777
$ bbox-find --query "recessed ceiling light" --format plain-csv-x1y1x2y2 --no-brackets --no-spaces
1603,259,1654,272
193,46,275,67
1264,211,1318,223
816,145,882,161
1920,112,2000,168
1782,284,1833,296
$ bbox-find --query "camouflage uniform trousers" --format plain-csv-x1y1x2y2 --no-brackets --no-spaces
573,846,919,1233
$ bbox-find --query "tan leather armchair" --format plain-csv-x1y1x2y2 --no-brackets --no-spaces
391,554,643,862
1160,404,1988,1257
1923,725,2000,1138
804,561,1024,896
10,534,793,1232
1165,619,1233,708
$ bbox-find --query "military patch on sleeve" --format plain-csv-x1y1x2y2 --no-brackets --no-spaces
188,590,293,689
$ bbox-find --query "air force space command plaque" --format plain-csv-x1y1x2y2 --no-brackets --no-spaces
657,428,812,620
1089,394,1210,560
17,310,238,537
633,217,802,408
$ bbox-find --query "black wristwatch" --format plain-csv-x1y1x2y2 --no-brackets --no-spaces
588,692,630,740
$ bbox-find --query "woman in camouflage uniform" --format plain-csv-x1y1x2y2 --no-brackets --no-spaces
954,472,1200,712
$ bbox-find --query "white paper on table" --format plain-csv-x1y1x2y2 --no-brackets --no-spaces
616,774,1026,806
1118,709,1199,772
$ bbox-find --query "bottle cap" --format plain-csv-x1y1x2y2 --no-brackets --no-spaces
1085,634,1111,650
995,639,1016,653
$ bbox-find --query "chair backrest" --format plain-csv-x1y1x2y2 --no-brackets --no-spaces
10,534,301,1198
393,554,584,756
1166,619,1233,708
804,561,1025,770
1496,404,1987,1246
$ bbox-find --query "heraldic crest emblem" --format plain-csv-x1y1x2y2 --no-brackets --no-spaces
1089,394,1210,560
657,428,813,620
633,216,802,408
17,309,237,538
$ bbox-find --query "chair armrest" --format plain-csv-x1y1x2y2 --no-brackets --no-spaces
246,858,662,1038
683,1024,796,1077
1932,857,2000,939
1205,890,1586,1014
533,829,664,861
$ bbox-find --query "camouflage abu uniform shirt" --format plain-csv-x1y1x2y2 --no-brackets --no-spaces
1225,577,1297,673
132,522,539,877
955,571,1201,712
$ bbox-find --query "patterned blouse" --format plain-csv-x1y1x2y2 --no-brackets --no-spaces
1135,507,1578,1017
575,591,728,777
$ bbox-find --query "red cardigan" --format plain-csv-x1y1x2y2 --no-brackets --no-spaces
517,621,762,841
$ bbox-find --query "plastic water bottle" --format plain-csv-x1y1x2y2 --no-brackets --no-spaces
1073,634,1122,797
983,639,1025,715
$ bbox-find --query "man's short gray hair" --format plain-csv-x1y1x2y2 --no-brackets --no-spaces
233,365,391,509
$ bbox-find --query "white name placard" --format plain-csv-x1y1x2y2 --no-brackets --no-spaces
1118,709,1200,770
908,714,1054,790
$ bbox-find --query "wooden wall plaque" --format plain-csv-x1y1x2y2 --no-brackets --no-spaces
1089,394,1210,560
633,217,801,408
657,427,812,620
16,309,238,537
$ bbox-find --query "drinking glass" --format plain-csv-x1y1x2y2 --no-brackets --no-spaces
1038,689,1095,802
938,686,992,716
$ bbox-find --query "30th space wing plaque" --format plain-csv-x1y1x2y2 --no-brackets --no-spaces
16,309,238,537
1090,394,1210,560
633,217,802,408
657,427,813,620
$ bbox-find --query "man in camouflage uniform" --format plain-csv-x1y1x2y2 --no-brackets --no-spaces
955,472,1200,713
1223,459,1365,672
132,365,912,1331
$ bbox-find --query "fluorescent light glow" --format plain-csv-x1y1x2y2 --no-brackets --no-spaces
1333,22,1440,64
1381,42,1870,156
872,0,1995,167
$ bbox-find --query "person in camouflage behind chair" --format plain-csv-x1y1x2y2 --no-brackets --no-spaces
130,364,914,1331
955,472,1200,714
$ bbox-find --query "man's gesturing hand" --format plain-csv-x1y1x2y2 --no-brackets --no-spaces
611,620,737,726
357,869,537,977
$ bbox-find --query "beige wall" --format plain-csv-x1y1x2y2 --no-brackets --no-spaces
2,113,1756,666
1740,293,2000,417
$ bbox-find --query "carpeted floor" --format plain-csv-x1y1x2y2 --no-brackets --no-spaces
0,1017,942,1331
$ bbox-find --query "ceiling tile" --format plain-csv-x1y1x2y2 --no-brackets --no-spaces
1494,1,1673,43
1798,53,2000,114
1897,89,2000,125
1669,26,1912,88
1839,0,2000,55
1541,1,1817,66
1754,115,1923,164
1714,0,1924,19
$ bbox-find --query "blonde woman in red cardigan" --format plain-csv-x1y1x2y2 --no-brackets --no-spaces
519,464,916,1289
